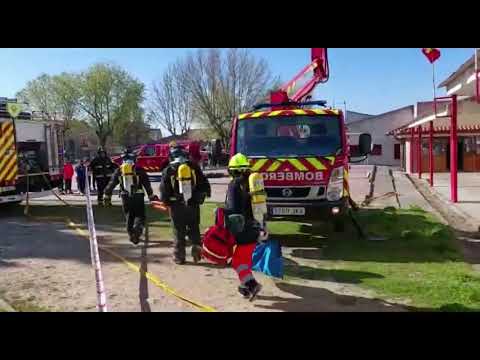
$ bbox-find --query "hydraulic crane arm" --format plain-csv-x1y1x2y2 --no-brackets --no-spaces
271,48,329,107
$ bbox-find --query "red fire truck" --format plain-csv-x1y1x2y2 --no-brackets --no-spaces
112,140,208,174
229,49,372,230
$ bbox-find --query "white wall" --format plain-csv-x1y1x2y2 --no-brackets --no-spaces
348,106,414,166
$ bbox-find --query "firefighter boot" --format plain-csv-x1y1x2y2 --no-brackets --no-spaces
238,285,250,298
245,279,262,302
191,245,202,264
129,232,140,245
104,197,112,207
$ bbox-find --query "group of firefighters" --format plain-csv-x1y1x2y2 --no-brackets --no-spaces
82,143,263,301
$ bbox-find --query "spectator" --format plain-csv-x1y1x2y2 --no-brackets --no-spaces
63,160,74,195
75,160,87,195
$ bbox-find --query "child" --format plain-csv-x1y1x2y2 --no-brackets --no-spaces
63,160,74,195
225,153,263,301
75,160,86,195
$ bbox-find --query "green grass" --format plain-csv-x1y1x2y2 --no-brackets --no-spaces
273,206,480,311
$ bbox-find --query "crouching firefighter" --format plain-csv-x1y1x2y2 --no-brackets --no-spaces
225,153,268,301
160,145,211,265
104,148,159,245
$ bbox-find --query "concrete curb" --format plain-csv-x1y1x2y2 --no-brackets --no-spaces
0,297,15,312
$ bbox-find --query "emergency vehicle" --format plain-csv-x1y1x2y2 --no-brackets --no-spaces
229,49,372,230
0,98,64,205
112,140,207,174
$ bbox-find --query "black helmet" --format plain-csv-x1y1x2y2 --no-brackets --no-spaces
97,147,107,156
121,147,136,162
169,145,188,163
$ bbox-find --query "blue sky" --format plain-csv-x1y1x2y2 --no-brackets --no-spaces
0,48,475,115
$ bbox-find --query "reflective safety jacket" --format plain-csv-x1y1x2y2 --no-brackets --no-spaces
104,165,153,198
160,160,210,206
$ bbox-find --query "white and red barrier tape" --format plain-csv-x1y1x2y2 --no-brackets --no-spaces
84,168,108,312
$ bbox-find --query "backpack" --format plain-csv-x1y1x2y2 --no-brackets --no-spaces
201,208,236,265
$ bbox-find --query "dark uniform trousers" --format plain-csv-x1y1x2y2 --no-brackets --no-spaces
122,193,146,237
170,202,201,261
96,177,110,202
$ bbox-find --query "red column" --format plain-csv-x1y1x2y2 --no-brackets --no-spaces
418,126,422,178
429,120,434,187
410,128,415,173
450,95,458,202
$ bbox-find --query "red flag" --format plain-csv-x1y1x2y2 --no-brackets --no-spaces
422,48,441,64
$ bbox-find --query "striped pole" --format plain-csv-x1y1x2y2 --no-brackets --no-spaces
84,167,108,312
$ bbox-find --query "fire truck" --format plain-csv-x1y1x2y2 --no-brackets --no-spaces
229,49,372,230
0,98,64,205
112,140,208,174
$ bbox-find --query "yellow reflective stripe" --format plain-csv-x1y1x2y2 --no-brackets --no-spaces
251,111,266,118
325,156,335,165
0,155,17,181
251,159,268,172
311,109,340,115
0,137,14,160
288,158,308,171
293,109,307,115
305,157,326,170
238,113,249,120
0,126,14,152
267,160,282,172
268,110,283,117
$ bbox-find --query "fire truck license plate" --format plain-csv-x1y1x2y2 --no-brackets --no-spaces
272,207,305,216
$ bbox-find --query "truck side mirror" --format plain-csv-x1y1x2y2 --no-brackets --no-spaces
358,133,372,156
349,133,372,157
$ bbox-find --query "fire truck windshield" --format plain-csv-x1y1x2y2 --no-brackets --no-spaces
236,115,342,158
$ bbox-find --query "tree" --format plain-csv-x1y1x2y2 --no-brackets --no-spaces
114,108,152,148
149,62,194,137
179,48,277,146
17,73,80,132
76,63,145,148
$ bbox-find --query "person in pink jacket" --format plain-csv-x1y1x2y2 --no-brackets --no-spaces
63,160,74,194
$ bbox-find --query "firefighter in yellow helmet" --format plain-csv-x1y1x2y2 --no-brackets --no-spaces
160,145,211,264
225,153,266,301
104,148,158,244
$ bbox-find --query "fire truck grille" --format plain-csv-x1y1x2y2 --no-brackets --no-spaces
266,187,311,198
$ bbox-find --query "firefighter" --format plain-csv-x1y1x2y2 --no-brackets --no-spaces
225,153,264,300
160,145,211,265
104,148,159,245
89,147,117,206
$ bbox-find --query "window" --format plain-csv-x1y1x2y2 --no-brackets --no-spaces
394,144,401,160
371,144,382,156
143,146,156,156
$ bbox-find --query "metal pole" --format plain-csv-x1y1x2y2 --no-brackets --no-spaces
418,126,422,178
475,48,479,104
429,120,434,187
433,62,437,115
410,128,415,174
450,95,458,203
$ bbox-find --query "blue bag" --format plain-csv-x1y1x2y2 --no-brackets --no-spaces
252,239,284,279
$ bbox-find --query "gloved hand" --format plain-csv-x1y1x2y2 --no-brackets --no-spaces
257,230,269,242
149,194,160,202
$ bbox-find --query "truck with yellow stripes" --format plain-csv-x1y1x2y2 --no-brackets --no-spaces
230,104,371,230
229,48,371,230
0,98,64,205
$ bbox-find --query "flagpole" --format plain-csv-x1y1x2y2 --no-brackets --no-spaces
432,61,437,115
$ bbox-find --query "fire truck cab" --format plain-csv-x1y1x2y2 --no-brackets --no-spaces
230,103,371,227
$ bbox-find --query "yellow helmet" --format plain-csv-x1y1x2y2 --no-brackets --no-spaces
228,153,251,172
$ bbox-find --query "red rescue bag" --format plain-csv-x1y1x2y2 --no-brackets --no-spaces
201,208,236,265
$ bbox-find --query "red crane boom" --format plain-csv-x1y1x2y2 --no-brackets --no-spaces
271,48,329,107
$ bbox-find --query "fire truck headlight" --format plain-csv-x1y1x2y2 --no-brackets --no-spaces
327,167,344,202
330,167,344,182
327,182,343,201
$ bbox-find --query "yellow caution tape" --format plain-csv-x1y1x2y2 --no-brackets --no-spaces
58,217,216,312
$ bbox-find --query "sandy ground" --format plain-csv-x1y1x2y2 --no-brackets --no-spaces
0,165,423,312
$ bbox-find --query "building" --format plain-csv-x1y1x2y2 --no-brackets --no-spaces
347,106,414,166
390,51,480,174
